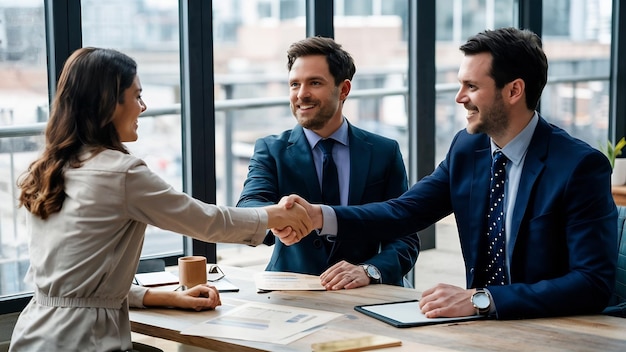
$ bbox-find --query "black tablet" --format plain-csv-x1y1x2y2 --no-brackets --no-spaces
354,300,484,328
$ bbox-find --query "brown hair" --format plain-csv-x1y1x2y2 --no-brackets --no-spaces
459,27,548,110
287,36,356,86
18,47,137,219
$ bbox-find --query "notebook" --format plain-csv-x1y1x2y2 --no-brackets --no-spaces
134,271,239,292
134,271,179,287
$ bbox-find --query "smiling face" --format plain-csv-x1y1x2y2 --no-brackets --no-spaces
455,52,509,140
288,55,350,137
111,75,146,142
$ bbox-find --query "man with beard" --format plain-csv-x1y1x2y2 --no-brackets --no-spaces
237,36,420,290
281,28,618,319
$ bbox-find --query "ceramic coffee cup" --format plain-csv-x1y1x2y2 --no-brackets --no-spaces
178,256,207,289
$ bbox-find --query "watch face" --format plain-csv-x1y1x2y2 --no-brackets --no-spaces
366,265,381,279
472,292,490,309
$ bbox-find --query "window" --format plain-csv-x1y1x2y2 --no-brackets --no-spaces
0,0,46,298
334,0,409,165
0,0,622,314
81,0,184,259
541,0,612,148
212,0,306,266
435,0,515,163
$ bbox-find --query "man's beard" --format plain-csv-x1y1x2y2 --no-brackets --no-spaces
297,105,333,130
470,92,508,136
293,88,340,130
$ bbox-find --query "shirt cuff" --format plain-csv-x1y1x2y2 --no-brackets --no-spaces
484,288,497,316
128,284,149,308
318,204,338,238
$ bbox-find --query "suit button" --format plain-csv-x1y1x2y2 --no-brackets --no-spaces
313,239,322,248
470,268,475,274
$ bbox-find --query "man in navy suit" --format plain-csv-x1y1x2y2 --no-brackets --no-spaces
237,36,420,289
282,28,617,319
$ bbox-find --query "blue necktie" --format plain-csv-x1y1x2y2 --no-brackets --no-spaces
318,139,340,206
485,151,508,286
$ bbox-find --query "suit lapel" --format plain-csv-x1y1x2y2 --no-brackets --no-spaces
287,126,323,202
347,125,371,205
468,145,492,274
508,117,549,254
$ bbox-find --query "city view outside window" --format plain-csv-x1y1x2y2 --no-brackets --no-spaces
81,0,185,260
541,0,612,149
0,0,46,297
212,0,307,265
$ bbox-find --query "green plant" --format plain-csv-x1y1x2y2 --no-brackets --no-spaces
600,137,626,169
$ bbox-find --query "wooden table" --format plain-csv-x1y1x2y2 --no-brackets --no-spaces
130,266,626,352
612,185,626,206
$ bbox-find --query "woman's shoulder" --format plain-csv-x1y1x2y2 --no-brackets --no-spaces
81,148,146,172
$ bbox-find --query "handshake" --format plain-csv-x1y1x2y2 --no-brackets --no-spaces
264,195,323,245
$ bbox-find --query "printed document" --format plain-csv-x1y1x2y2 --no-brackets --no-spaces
181,300,341,344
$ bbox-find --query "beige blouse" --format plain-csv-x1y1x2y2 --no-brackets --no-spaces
10,149,267,352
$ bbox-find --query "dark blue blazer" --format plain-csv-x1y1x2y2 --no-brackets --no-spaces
332,116,618,318
237,122,420,286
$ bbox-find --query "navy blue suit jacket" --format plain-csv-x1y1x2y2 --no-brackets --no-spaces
237,122,420,286
332,116,617,318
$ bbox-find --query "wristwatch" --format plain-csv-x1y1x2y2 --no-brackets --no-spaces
471,288,492,315
361,264,381,284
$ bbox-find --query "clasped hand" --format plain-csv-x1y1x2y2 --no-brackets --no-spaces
268,195,323,245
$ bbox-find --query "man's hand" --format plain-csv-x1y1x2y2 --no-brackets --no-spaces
269,195,322,246
269,226,305,246
281,194,323,229
265,200,312,244
418,283,476,318
320,260,370,290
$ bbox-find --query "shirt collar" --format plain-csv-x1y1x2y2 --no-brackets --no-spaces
303,117,349,149
490,112,538,166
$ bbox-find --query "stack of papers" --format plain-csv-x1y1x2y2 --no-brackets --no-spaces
254,271,326,291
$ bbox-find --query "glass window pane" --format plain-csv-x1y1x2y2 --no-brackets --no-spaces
81,0,183,258
541,0,612,148
342,0,373,16
432,1,515,279
0,1,47,297
435,0,515,163
213,0,305,267
334,0,409,166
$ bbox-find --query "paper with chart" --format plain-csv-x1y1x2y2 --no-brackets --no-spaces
180,301,341,344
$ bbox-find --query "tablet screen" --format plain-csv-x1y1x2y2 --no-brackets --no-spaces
355,300,484,328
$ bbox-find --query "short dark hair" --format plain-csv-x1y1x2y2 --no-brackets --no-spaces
287,36,356,86
459,27,548,110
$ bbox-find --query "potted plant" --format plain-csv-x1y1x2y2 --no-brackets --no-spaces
600,137,626,185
